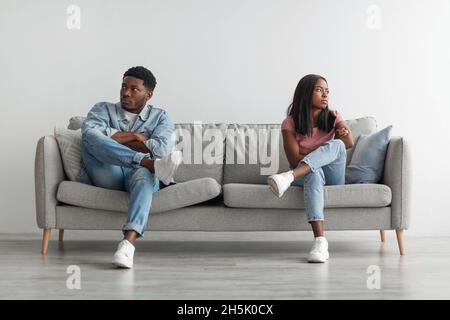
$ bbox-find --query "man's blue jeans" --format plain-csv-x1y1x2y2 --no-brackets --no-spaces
80,130,159,237
291,139,346,222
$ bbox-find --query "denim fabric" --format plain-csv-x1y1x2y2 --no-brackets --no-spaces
81,134,160,237
291,139,346,222
81,101,174,162
79,101,173,236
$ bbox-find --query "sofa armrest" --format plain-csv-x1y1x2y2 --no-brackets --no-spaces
34,136,65,229
382,136,411,230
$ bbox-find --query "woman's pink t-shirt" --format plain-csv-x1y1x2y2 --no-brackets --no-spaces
281,110,344,149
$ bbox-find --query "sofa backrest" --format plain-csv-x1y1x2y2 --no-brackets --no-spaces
222,117,378,184
68,117,227,185
67,116,377,186
223,124,290,184
173,123,227,185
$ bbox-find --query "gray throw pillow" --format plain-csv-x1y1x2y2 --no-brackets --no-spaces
345,125,392,184
54,127,82,181
68,116,86,130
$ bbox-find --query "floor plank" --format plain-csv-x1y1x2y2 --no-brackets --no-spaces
0,232,448,299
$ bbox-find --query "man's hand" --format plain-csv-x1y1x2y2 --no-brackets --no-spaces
111,131,136,144
111,131,151,153
134,133,150,142
111,131,149,144
126,133,151,153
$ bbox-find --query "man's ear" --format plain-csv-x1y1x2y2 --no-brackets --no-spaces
147,90,153,100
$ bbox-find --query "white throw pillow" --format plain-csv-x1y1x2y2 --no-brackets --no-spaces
54,127,82,181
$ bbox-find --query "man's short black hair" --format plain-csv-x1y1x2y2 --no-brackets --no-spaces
123,66,157,91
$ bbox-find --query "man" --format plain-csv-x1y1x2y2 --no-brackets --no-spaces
80,66,182,268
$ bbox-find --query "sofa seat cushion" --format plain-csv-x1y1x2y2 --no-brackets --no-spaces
57,177,221,214
223,183,391,209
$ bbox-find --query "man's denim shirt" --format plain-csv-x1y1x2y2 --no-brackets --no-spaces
81,101,175,169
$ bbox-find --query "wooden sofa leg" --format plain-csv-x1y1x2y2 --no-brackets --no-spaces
380,230,385,242
59,229,64,242
395,229,405,255
42,229,51,255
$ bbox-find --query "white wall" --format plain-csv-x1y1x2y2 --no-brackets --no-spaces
0,0,449,236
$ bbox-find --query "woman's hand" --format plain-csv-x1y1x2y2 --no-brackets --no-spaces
334,121,354,148
335,127,349,139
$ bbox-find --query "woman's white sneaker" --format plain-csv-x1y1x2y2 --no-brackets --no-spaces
267,171,294,197
308,236,329,263
154,150,182,185
112,239,135,269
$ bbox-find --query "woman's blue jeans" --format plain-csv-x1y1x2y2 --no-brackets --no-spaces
290,139,346,222
80,131,159,237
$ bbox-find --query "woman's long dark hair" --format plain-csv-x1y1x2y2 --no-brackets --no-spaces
287,74,336,136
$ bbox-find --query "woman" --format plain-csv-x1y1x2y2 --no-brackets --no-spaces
268,74,354,263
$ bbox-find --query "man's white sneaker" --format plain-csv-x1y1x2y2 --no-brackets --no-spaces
112,240,135,269
267,171,294,198
308,236,329,263
154,150,182,185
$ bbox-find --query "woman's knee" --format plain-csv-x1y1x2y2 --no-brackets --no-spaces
327,138,345,150
328,139,346,158
304,168,325,185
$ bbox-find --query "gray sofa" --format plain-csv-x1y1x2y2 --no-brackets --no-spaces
35,116,411,255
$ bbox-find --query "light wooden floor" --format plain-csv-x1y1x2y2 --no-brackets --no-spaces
0,231,449,299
